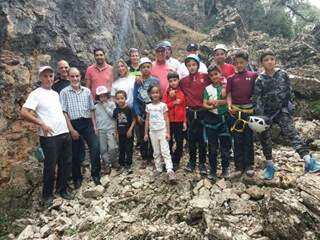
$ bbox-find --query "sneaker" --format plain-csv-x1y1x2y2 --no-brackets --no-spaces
222,168,230,179
262,165,275,180
93,176,102,185
125,166,133,175
59,192,74,201
230,170,243,179
40,196,53,208
245,166,255,177
140,160,148,169
173,163,179,172
153,170,162,178
168,170,176,183
208,173,218,182
199,164,207,175
185,162,195,172
112,162,121,170
305,159,320,173
74,180,82,189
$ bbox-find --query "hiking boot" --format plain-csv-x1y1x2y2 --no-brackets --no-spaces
74,180,82,189
125,166,133,175
208,172,218,182
112,162,121,170
167,170,176,183
245,166,255,177
59,192,73,201
40,196,54,208
230,170,243,179
140,160,148,169
262,165,275,180
173,163,179,172
185,162,195,172
222,168,230,179
305,158,320,173
199,164,207,175
93,176,102,186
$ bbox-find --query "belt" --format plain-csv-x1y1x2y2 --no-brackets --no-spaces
230,105,254,133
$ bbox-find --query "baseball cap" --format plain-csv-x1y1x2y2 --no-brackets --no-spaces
39,66,54,75
155,42,167,50
214,44,228,52
139,57,152,68
186,43,199,52
96,86,110,96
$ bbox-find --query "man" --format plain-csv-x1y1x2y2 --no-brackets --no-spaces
211,44,235,78
21,66,72,206
162,40,180,72
60,67,101,187
151,42,170,94
85,48,113,98
52,60,70,93
177,43,208,79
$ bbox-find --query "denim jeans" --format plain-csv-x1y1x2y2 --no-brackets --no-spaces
40,133,72,198
70,118,100,182
169,122,184,166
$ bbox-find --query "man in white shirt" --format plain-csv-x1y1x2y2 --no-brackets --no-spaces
21,66,72,207
162,40,180,72
177,43,208,79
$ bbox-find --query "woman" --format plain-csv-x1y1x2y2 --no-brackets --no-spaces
128,48,141,77
111,59,136,107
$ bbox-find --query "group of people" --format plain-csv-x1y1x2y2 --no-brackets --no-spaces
20,41,320,207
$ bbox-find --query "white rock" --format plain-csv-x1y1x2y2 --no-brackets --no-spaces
190,196,211,209
120,212,136,223
17,225,34,240
40,225,50,238
101,175,110,187
82,185,105,199
132,181,144,189
44,234,59,240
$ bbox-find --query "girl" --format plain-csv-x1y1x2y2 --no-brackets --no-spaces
144,85,176,182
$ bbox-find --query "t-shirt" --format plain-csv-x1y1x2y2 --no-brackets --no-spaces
95,100,116,131
226,70,258,105
111,76,135,107
203,84,227,114
167,57,180,72
128,66,141,77
52,78,70,94
220,63,235,78
85,64,113,98
146,102,168,131
178,61,208,79
113,106,134,135
23,87,69,137
151,61,170,94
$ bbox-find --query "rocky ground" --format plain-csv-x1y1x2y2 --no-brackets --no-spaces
5,119,320,240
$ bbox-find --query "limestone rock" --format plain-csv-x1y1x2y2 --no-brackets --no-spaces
82,185,105,199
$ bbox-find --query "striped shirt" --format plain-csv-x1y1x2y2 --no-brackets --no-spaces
60,85,95,120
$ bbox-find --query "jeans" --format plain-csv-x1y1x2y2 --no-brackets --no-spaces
187,109,207,168
98,129,118,165
233,127,254,171
169,122,184,166
71,118,100,182
118,134,134,167
40,133,72,198
136,121,153,161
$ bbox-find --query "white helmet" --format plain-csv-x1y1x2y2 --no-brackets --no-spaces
248,116,270,133
139,57,152,69
214,44,228,53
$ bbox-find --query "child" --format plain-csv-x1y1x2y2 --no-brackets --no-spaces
95,86,118,174
203,65,231,181
144,85,176,182
113,90,135,174
133,57,160,169
180,54,211,174
163,71,187,171
253,49,320,180
227,51,258,177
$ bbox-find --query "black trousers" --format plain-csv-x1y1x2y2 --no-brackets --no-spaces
136,122,153,161
233,127,254,171
187,109,207,167
118,134,134,167
70,118,100,182
169,122,184,166
40,133,72,199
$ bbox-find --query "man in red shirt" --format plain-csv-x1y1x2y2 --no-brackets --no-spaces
211,44,235,78
85,48,113,98
180,54,211,174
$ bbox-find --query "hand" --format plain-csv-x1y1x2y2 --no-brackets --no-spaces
221,88,227,98
183,122,187,131
135,76,143,84
169,89,176,98
94,126,98,136
40,123,54,136
165,133,170,141
174,99,181,105
70,129,80,140
228,105,236,115
144,134,148,142
137,117,144,125
127,129,132,138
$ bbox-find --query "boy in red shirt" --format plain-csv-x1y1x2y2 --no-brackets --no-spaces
180,54,211,174
163,71,187,171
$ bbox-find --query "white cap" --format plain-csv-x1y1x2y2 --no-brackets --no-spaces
139,57,152,68
96,86,109,96
39,66,54,75
214,44,228,52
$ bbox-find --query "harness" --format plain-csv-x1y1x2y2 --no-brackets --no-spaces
202,113,231,143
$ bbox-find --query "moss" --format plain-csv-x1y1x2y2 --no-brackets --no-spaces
309,99,320,119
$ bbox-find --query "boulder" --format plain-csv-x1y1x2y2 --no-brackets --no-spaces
82,185,105,199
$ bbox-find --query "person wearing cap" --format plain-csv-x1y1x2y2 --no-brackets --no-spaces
95,85,118,175
52,60,70,94
162,40,180,72
177,43,208,79
128,48,141,77
151,42,171,94
21,66,72,206
133,57,160,169
85,48,113,99
111,59,135,107
60,67,101,187
211,44,235,78
180,54,211,174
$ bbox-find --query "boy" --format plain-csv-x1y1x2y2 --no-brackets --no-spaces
253,49,320,180
203,65,231,181
180,54,211,174
113,90,135,174
227,51,258,177
133,57,160,169
163,71,187,171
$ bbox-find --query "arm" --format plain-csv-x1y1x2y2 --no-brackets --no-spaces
63,112,80,140
104,101,116,117
164,111,170,141
253,78,264,115
163,91,175,109
20,107,54,136
144,112,150,141
127,117,136,138
91,110,97,134
227,92,235,114
132,83,141,118
85,69,91,89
